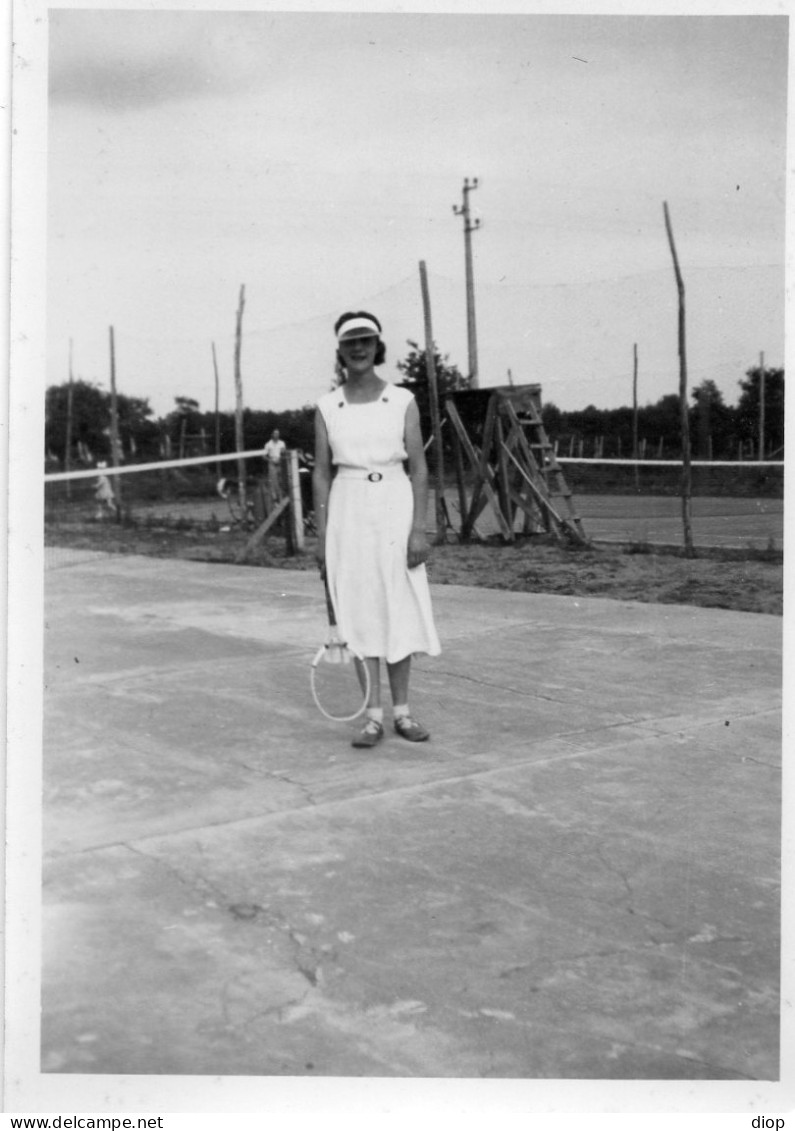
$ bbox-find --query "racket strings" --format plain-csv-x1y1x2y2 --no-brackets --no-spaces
312,578,371,722
311,638,371,722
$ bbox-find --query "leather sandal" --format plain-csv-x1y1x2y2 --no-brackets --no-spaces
393,716,430,742
352,718,384,748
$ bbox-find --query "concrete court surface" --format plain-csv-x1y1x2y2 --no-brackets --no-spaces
41,551,782,1080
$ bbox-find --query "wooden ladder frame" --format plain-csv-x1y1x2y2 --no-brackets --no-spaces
446,385,588,545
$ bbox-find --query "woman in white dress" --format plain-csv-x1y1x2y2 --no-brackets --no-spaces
313,311,441,748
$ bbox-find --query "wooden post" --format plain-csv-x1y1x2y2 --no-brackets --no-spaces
467,392,500,539
758,350,765,461
495,413,513,534
449,399,469,539
65,340,74,498
446,397,512,541
632,342,639,492
286,449,304,554
419,261,446,543
108,326,122,518
663,202,694,557
212,342,221,459
235,496,291,563
233,286,247,518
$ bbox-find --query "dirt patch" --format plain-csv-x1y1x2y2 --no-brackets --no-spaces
46,521,783,616
426,540,782,615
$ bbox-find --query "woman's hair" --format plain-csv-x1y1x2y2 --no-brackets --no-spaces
334,310,386,376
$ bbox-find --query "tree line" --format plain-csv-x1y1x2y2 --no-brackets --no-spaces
543,368,784,461
45,350,783,470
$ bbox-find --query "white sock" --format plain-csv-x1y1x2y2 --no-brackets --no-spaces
393,703,410,719
365,707,384,723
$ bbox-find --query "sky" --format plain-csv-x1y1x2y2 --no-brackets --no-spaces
44,7,789,420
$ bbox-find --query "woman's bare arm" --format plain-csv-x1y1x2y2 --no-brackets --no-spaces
312,409,332,573
404,398,430,568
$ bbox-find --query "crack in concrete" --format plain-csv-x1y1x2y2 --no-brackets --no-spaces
248,988,315,1025
124,841,230,907
238,762,317,807
49,696,781,863
124,841,327,991
591,842,675,938
662,1051,758,1081
499,944,629,981
218,976,315,1031
275,916,325,988
429,666,567,704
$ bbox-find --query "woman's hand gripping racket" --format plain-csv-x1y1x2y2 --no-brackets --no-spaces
310,574,371,721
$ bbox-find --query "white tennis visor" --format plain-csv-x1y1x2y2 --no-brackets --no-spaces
337,316,381,341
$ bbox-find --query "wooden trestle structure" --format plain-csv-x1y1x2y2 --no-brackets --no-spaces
445,384,588,545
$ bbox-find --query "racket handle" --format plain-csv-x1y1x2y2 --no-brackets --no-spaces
322,575,337,627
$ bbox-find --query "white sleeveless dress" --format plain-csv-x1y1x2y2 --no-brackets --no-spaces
317,384,441,663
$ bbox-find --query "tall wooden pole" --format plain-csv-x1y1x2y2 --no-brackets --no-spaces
758,350,765,461
212,342,221,459
662,202,694,557
108,326,122,517
233,286,247,517
419,261,446,543
453,177,481,388
632,342,639,492
65,339,74,498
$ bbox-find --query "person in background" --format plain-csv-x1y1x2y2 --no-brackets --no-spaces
313,311,440,749
94,461,118,520
262,428,287,506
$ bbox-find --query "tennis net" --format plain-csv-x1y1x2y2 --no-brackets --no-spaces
43,448,316,569
44,451,784,563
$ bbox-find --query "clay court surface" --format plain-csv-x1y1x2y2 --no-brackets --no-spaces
572,494,783,547
29,548,785,1109
447,492,784,548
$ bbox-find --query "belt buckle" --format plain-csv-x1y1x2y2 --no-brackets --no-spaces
367,471,383,483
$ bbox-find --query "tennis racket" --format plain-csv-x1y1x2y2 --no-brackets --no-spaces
310,576,371,721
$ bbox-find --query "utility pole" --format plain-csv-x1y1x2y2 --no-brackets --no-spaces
632,342,639,492
419,260,446,543
108,326,122,518
234,286,247,519
65,339,74,498
758,350,765,461
453,177,481,388
212,341,221,459
663,202,694,558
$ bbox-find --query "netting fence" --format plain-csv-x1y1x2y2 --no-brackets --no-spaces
44,450,784,564
554,457,784,498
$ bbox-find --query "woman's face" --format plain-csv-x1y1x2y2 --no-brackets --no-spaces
339,334,378,373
